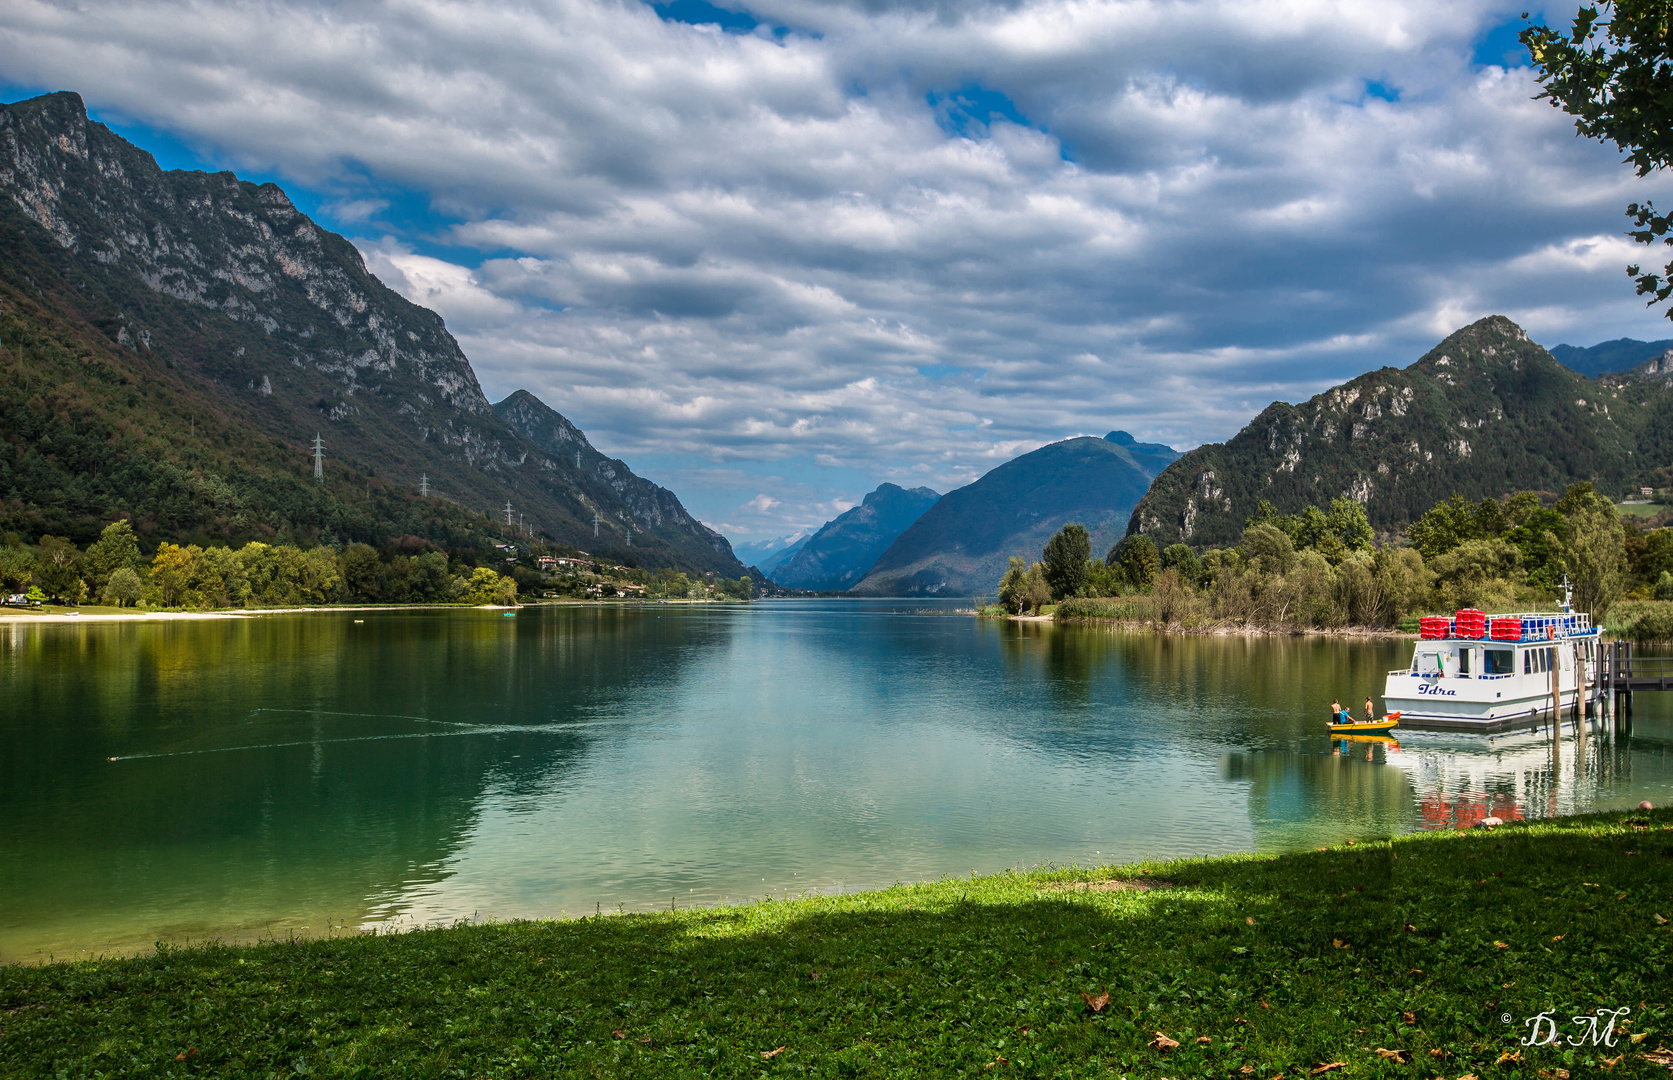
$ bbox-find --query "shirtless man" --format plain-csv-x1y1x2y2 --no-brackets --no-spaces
1364,696,1376,722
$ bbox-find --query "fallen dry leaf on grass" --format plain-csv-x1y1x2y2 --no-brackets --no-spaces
173,1049,197,1061
1640,1047,1673,1068
612,1029,628,1039
1081,991,1110,1013
1374,1048,1411,1062
1552,934,1565,942
1241,1067,1256,1075
1429,1048,1448,1059
1332,938,1348,949
1234,1017,1250,1025
1601,1054,1623,1069
985,1055,1008,1068
1309,1063,1346,1074
1496,1050,1523,1064
1493,941,1509,949
1631,1033,1649,1044
760,1046,786,1060
1457,1073,1480,1080
1246,916,1256,925
1655,913,1669,925
1536,1068,1570,1079
1403,923,1417,932
1403,1011,1417,1025
1148,1031,1181,1052
1260,999,1272,1010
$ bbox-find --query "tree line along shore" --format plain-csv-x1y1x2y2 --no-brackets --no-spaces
0,518,760,612
988,482,1673,639
1,807,1667,1077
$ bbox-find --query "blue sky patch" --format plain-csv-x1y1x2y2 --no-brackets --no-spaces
651,0,760,33
927,84,1033,139
1364,81,1400,103
1473,10,1539,68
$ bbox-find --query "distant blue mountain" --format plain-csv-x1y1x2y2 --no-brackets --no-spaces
733,532,811,574
1548,337,1673,378
770,484,941,590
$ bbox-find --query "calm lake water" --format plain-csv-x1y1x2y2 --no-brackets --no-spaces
3,600,1671,962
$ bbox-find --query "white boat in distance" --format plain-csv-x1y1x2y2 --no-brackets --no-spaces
1383,605,1602,734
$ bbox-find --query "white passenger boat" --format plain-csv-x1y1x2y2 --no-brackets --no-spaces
1382,605,1603,733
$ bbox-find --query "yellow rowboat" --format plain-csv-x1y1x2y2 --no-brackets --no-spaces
1327,712,1400,735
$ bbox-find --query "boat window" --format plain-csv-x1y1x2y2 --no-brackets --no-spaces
1457,649,1471,675
1485,649,1513,675
1522,649,1530,674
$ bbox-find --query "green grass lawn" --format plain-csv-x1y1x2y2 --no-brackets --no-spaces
4,810,1672,1078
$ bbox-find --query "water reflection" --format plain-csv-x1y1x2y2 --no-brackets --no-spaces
2,604,1671,962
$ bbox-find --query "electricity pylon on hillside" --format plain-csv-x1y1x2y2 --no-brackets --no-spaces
419,473,428,497
312,434,325,481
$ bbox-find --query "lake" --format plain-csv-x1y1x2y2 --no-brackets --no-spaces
3,600,1669,963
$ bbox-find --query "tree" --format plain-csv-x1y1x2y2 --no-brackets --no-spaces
149,543,199,608
1041,523,1091,600
84,520,142,592
1557,482,1627,617
1240,523,1297,576
1111,535,1159,590
342,543,384,601
0,546,34,593
1524,3,1673,317
102,566,143,608
34,535,84,600
997,556,1029,613
1160,543,1203,587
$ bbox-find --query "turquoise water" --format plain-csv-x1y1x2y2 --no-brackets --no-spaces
2,600,1669,962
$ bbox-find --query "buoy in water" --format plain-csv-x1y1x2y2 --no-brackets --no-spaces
1641,800,1656,811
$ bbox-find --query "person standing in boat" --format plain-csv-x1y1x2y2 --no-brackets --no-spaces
1330,698,1347,725
1364,696,1376,722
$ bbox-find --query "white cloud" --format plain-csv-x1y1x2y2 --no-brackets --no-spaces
5,0,1673,538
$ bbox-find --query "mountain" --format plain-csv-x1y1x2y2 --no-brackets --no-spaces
1549,337,1673,378
491,390,738,566
1106,430,1181,461
852,437,1178,596
1127,315,1673,548
732,532,811,574
0,90,742,573
768,484,940,590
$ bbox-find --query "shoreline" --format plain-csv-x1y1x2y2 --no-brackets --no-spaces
0,602,522,624
984,609,1417,638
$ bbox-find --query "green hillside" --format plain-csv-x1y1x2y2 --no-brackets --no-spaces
0,90,743,573
854,435,1176,595
1128,316,1673,548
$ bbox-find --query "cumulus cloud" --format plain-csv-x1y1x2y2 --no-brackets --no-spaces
4,0,1671,537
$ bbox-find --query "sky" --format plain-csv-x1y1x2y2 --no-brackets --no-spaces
4,0,1672,542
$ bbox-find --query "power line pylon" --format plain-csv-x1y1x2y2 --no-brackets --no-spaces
311,433,325,481
419,473,429,497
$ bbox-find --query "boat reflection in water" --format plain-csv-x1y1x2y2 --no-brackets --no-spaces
1382,714,1642,830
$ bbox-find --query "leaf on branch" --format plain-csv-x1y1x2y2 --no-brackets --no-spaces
1148,1031,1180,1052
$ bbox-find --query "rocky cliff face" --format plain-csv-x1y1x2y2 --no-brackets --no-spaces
1126,316,1662,547
0,90,743,572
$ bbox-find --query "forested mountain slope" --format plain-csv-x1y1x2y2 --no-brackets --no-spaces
0,90,742,572
1127,316,1673,548
853,434,1176,595
1549,337,1673,377
769,483,939,590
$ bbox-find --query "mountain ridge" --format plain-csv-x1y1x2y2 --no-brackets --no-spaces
0,90,742,572
1126,316,1673,547
853,436,1176,595
768,483,940,590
